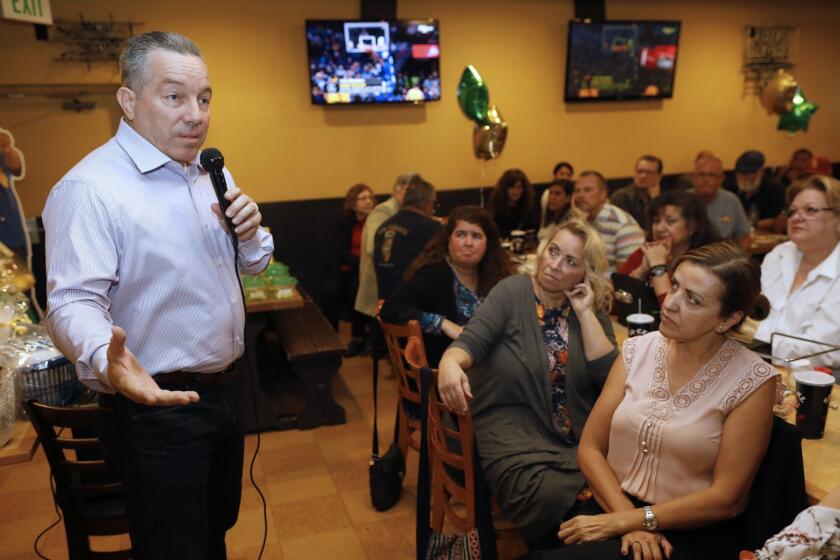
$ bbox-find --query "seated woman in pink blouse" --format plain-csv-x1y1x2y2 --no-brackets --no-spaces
541,242,778,560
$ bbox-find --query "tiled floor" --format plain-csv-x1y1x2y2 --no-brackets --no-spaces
0,321,531,560
0,339,428,560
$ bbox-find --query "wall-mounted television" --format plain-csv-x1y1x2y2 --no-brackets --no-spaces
564,20,681,102
306,18,440,105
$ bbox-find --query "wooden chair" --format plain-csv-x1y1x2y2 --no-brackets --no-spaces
24,399,131,560
404,337,520,547
375,301,428,459
405,336,477,532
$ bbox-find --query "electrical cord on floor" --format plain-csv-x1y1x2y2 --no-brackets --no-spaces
33,460,62,559
233,242,268,560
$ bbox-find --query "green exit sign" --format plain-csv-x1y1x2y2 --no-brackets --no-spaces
1,0,53,25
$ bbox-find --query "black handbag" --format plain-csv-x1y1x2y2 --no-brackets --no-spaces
369,353,405,511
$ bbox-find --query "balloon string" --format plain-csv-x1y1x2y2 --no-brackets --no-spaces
479,162,486,208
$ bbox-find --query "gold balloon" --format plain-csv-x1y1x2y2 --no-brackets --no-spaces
472,105,508,160
761,69,798,115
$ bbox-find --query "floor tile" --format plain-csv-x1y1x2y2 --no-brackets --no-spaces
355,512,416,560
259,441,325,475
340,484,417,526
272,493,352,540
280,526,367,560
265,465,338,504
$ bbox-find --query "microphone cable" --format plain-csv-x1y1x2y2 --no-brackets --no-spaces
229,215,268,560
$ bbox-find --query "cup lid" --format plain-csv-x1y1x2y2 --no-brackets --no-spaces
626,313,655,323
794,370,836,387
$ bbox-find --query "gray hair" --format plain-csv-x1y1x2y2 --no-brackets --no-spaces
402,175,436,208
393,173,417,194
120,31,202,92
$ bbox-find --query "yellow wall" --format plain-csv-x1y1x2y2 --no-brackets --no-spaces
1,0,839,216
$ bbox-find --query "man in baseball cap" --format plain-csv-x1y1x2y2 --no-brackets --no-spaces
728,149,785,231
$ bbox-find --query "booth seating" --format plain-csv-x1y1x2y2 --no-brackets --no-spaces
270,295,347,430
24,400,131,560
243,288,347,432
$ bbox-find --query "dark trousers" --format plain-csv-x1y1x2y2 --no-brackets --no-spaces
99,380,244,560
531,497,742,560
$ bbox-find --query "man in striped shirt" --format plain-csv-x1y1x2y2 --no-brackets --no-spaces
572,170,645,273
43,32,273,559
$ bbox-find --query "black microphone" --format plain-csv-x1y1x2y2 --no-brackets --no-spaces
200,147,237,245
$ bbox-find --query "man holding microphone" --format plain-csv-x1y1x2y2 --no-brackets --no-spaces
43,31,273,559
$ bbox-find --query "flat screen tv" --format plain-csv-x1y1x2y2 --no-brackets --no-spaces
306,18,440,105
564,20,681,102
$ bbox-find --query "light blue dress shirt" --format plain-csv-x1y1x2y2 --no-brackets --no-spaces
43,119,274,392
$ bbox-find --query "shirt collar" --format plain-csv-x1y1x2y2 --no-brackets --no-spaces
811,240,840,281
115,118,198,174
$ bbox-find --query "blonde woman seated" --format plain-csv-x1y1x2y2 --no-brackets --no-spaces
438,219,617,548
542,243,777,560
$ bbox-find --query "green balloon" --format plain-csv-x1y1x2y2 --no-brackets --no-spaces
457,65,491,125
778,88,818,133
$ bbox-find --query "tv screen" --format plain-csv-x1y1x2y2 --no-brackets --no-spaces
306,19,440,105
565,20,681,101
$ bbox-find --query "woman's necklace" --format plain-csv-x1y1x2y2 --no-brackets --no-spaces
533,279,567,322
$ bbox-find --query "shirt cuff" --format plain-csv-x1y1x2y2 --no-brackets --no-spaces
91,347,113,390
420,313,444,335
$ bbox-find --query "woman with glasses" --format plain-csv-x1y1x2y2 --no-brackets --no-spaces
437,219,617,550
325,183,376,355
755,175,840,371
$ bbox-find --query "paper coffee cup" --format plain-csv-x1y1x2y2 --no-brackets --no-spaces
510,230,526,254
794,370,835,439
626,313,655,338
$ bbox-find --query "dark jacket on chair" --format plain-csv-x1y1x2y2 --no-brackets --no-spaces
380,261,458,367
738,415,808,551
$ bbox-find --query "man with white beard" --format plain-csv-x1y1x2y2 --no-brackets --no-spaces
728,150,785,231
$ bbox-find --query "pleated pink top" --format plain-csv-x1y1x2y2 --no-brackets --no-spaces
607,332,778,504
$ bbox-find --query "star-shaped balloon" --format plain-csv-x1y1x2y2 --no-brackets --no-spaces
777,88,818,133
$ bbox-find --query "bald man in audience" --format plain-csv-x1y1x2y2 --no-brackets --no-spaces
572,170,644,273
691,156,751,250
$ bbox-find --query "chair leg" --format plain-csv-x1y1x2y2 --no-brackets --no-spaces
63,517,92,559
397,403,410,459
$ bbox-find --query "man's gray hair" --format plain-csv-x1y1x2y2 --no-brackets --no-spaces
120,31,202,92
402,175,436,208
393,173,417,193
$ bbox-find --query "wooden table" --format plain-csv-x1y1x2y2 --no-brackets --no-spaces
611,320,838,503
0,420,37,465
749,232,787,256
777,369,839,503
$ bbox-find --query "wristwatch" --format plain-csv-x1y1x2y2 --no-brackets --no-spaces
642,506,660,531
649,264,668,278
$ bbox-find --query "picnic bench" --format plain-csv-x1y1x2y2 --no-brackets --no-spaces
243,287,346,431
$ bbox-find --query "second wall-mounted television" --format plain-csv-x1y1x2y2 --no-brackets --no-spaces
565,20,681,102
306,18,440,105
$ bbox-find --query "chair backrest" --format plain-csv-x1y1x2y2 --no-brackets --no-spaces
404,336,477,533
739,415,808,551
376,303,428,407
24,399,130,559
25,399,123,501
